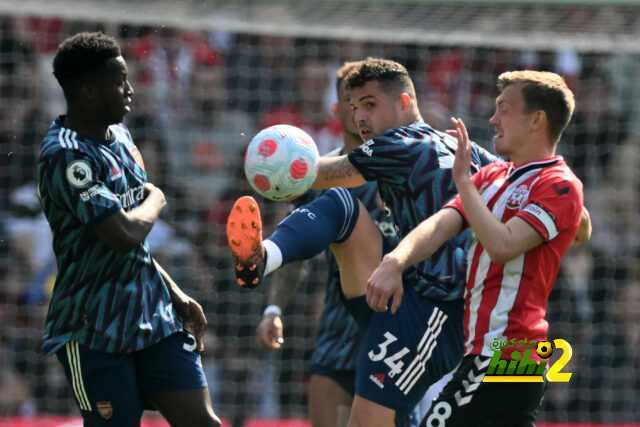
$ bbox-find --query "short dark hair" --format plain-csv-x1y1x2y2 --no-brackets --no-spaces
53,32,121,92
345,57,416,100
497,70,575,143
335,60,361,93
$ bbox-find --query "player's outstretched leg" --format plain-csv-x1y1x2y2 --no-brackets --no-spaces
226,188,362,290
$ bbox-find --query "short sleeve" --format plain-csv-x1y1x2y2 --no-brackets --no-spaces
347,130,422,184
516,175,583,242
39,151,122,225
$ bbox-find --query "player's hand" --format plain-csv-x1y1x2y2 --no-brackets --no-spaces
447,117,473,187
256,313,284,350
172,291,207,352
144,182,167,208
367,254,404,314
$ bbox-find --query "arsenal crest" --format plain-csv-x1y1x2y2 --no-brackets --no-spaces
130,146,145,170
97,401,113,419
506,184,529,210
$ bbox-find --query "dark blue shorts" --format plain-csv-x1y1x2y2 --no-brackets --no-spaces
310,363,356,396
354,284,464,426
56,330,207,426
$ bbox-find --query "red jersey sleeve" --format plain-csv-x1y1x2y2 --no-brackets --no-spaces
516,170,583,242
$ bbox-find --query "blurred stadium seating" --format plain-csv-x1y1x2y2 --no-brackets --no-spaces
0,0,638,425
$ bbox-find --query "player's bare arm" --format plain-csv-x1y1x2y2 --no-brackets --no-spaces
312,155,367,189
92,182,166,252
450,117,544,263
154,259,207,352
367,207,463,314
256,261,305,350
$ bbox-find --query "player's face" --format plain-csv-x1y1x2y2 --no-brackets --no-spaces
350,81,403,141
489,84,533,158
94,56,133,125
335,80,359,139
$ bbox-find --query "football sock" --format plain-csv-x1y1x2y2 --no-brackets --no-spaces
265,187,360,268
263,239,282,276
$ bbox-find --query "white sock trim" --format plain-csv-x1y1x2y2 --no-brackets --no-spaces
263,239,283,276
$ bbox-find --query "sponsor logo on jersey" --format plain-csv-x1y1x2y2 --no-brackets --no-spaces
360,140,374,157
506,184,529,210
370,373,385,388
552,181,570,196
97,401,113,419
119,185,145,209
66,161,92,188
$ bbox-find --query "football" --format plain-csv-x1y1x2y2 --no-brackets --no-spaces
244,124,319,201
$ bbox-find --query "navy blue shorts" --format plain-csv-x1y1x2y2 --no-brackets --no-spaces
354,284,464,426
56,330,207,425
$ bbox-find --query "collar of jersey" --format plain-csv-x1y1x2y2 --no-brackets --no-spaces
55,115,117,146
507,155,563,182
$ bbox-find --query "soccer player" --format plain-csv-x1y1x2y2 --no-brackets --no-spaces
366,71,583,426
229,58,500,426
37,32,220,426
255,61,400,427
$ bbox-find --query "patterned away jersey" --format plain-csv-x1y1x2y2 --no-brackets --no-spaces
38,117,182,355
348,122,498,300
445,156,583,360
310,179,398,371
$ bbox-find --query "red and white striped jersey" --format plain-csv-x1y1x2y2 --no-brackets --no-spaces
445,155,583,360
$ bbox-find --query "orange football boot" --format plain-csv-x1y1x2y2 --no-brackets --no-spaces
226,196,267,289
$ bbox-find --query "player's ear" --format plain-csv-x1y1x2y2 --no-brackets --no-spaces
530,110,547,133
332,102,338,117
398,93,412,111
79,81,99,101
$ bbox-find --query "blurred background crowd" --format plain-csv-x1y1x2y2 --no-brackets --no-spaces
0,2,639,425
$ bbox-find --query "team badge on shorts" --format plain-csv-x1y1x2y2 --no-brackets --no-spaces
97,401,113,419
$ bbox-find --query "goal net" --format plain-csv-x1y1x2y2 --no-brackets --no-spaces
0,0,638,424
